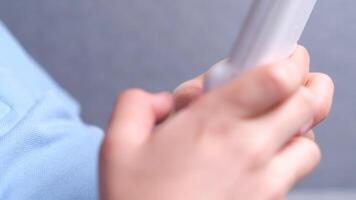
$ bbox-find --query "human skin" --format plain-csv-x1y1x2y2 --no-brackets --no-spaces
99,46,334,200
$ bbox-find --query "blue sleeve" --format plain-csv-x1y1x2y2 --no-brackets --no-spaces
0,21,104,199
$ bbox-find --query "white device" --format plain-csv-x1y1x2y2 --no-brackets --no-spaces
205,0,318,90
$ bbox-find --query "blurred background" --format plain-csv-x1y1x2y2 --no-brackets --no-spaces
0,0,355,193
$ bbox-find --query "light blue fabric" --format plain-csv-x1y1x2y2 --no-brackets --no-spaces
0,21,104,199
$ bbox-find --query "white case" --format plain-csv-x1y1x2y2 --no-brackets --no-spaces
205,0,318,90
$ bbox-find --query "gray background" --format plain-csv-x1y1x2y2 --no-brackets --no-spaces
0,0,354,190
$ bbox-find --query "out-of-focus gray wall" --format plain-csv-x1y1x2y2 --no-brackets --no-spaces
0,0,354,189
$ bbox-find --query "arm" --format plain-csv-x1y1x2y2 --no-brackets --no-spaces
0,21,103,199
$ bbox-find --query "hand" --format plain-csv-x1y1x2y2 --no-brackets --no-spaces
100,46,334,200
174,46,334,128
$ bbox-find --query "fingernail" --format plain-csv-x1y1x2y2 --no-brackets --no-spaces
300,119,314,135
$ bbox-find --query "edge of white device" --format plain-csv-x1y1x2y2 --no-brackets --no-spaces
205,0,318,90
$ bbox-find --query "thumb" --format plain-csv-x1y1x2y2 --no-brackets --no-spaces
105,89,174,151
174,74,205,111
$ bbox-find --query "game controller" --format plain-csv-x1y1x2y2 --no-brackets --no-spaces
205,0,318,90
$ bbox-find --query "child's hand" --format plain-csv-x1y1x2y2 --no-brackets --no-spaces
174,46,334,134
100,46,334,200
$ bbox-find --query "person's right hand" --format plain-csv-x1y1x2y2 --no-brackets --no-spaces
100,46,334,200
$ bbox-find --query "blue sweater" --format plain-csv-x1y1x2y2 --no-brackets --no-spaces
0,22,103,199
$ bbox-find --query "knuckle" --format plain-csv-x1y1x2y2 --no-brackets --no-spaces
240,137,270,165
116,89,148,104
297,88,317,112
112,89,150,116
264,61,297,98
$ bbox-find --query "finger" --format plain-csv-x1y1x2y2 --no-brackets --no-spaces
174,74,205,111
100,90,173,200
106,89,174,150
297,45,311,82
266,137,321,193
205,45,310,118
252,88,317,153
305,73,335,125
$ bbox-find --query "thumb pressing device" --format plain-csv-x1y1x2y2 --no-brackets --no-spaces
205,0,318,90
